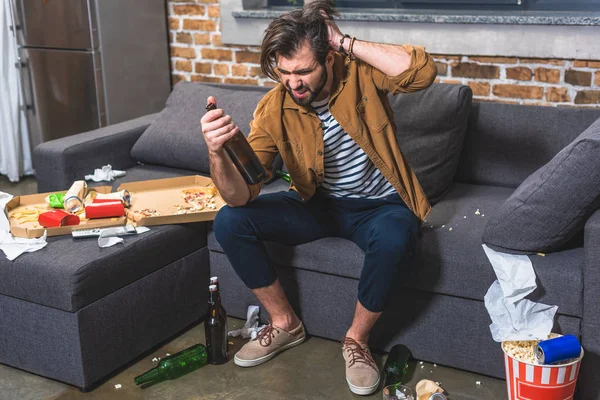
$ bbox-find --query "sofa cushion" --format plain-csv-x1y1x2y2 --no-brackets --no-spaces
131,82,271,173
390,83,472,205
208,183,583,317
0,223,207,312
483,117,600,253
417,183,583,318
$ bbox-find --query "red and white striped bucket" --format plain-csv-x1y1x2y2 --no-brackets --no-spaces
503,344,584,400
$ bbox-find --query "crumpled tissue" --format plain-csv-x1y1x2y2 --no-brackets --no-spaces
98,226,150,248
0,191,48,261
483,244,558,342
228,305,265,340
85,165,126,182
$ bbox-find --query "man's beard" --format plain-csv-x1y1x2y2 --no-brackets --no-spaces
286,67,328,107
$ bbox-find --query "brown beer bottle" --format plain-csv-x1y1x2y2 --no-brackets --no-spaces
205,101,267,185
205,284,228,364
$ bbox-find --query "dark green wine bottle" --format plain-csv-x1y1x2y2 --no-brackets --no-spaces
205,284,228,365
134,344,208,387
205,101,267,185
383,344,411,387
275,170,291,184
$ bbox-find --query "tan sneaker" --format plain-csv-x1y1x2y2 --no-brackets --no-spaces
234,322,306,367
342,337,380,395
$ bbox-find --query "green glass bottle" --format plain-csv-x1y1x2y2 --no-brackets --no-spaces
134,344,208,388
275,170,291,184
383,344,411,387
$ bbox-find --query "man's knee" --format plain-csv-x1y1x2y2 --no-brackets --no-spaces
213,205,250,244
369,217,418,260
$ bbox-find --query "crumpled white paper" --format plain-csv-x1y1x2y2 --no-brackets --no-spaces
483,244,558,342
0,191,48,261
84,164,126,182
98,226,150,248
228,305,265,340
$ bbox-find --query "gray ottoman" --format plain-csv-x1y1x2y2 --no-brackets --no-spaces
0,223,209,390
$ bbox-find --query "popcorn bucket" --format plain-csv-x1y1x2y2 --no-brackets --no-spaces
503,342,584,400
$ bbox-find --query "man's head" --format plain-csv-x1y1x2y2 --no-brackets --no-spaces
260,0,338,106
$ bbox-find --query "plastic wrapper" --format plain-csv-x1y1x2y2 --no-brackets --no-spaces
44,193,65,209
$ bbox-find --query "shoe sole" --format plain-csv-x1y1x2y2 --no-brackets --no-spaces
234,336,306,368
346,376,381,396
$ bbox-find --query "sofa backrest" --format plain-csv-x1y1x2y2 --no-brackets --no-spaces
456,102,600,188
131,82,272,174
132,82,473,201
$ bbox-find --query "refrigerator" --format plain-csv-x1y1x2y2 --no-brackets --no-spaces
8,0,171,149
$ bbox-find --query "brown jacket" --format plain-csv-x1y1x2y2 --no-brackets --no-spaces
246,45,437,222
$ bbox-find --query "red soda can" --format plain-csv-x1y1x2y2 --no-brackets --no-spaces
85,201,125,219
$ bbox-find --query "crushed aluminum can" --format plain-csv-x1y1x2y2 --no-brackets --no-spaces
94,190,131,207
429,394,447,400
536,334,581,365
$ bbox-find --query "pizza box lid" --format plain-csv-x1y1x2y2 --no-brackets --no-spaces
117,175,226,226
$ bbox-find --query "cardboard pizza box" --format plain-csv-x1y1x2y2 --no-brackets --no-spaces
5,186,126,239
117,175,226,227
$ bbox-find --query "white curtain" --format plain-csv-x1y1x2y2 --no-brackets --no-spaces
0,1,33,182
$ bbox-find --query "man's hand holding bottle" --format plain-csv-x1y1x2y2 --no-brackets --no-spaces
198,96,266,205
201,96,240,156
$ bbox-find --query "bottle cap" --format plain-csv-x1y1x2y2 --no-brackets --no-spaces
209,284,218,291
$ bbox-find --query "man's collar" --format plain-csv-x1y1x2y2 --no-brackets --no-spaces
331,52,349,98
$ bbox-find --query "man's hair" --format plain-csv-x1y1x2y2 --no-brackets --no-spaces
260,0,339,82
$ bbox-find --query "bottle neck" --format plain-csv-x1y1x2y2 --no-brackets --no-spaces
275,170,291,183
209,290,222,309
134,366,161,386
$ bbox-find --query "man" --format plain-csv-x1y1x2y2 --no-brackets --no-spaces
201,0,436,395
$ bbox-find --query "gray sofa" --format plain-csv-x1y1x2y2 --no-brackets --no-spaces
4,82,597,398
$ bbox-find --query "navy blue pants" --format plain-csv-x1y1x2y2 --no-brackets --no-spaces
212,190,419,312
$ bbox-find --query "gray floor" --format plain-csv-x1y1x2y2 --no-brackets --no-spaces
0,176,508,399
0,175,38,196
0,317,507,400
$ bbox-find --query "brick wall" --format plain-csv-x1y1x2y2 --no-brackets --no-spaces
168,1,600,107
169,0,273,87
435,57,600,106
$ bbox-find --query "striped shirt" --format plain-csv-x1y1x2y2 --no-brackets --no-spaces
312,97,396,199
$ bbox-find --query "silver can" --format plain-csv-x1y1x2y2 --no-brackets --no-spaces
429,394,447,400
95,190,131,207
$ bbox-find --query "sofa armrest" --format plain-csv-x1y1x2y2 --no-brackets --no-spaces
583,208,600,342
33,113,160,192
581,208,600,399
